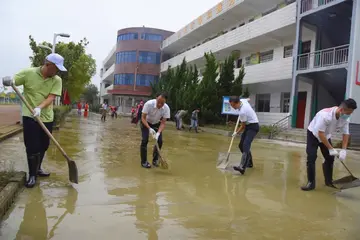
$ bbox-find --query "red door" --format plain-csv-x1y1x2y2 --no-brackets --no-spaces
296,92,307,129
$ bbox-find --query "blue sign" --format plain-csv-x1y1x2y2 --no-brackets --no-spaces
221,96,239,115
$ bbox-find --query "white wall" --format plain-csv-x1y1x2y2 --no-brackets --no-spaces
246,78,313,127
347,0,360,124
317,84,337,110
161,3,296,72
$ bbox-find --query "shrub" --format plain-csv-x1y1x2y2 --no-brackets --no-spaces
53,105,71,126
89,103,102,113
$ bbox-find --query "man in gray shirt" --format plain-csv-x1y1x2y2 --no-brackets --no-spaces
176,110,188,130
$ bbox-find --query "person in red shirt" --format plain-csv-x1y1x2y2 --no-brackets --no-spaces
77,102,82,116
84,102,89,118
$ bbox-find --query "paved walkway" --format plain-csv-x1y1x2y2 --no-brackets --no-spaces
0,105,22,142
0,105,20,127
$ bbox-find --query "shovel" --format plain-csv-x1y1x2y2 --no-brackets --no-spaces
12,84,78,184
154,140,168,169
217,114,241,169
333,160,360,190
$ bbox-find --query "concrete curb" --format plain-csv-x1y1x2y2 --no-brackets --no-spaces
0,125,23,143
0,171,26,220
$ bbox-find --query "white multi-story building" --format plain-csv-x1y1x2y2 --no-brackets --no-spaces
160,0,360,139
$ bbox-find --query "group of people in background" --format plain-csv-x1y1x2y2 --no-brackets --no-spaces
77,101,89,118
175,108,200,133
100,102,118,122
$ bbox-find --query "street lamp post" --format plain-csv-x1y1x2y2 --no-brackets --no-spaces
52,33,70,106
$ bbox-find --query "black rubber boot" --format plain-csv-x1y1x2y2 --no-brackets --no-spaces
141,162,151,168
247,152,253,168
152,145,159,167
189,127,192,132
233,153,249,175
195,127,199,133
26,153,40,188
301,163,316,191
37,152,50,177
323,162,336,189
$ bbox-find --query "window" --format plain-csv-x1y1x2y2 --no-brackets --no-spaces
281,92,290,113
141,33,163,41
260,50,274,63
139,51,161,64
114,74,134,85
116,51,137,64
236,58,243,68
256,94,271,112
136,74,159,86
284,45,293,58
117,33,138,42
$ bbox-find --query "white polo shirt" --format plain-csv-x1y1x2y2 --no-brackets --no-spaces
235,99,259,124
142,99,171,124
308,106,350,141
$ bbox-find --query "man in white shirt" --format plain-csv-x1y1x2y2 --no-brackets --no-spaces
229,96,260,175
301,98,357,191
140,93,171,168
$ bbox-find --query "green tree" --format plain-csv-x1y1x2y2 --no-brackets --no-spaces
82,84,99,105
217,55,235,98
28,35,96,102
150,52,246,124
196,52,220,124
232,65,245,96
243,86,250,98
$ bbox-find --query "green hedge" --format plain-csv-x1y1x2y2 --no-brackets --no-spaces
53,105,71,126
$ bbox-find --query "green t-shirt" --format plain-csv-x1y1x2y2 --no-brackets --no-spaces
14,67,62,122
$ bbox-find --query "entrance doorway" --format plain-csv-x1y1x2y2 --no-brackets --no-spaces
296,92,307,129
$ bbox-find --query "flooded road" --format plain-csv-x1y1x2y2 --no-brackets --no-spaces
1,113,360,239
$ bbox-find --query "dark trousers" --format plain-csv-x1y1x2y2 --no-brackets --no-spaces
140,121,163,164
23,117,53,155
239,123,259,154
306,130,334,167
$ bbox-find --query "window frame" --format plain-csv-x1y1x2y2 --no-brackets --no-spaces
283,45,293,58
117,33,138,42
280,92,291,113
256,93,271,112
114,73,135,85
259,50,274,63
116,51,137,64
141,33,163,41
138,51,161,64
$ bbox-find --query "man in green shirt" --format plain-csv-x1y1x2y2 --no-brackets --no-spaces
2,53,65,188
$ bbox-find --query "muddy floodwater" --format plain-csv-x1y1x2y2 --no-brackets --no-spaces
0,113,360,239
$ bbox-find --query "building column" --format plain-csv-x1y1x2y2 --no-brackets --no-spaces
346,0,360,124
290,76,299,128
310,79,318,119
290,0,303,128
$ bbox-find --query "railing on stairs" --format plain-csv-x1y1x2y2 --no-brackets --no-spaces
269,115,292,139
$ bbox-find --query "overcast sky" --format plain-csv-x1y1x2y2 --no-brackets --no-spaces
0,0,220,89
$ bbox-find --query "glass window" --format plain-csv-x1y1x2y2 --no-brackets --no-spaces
138,51,161,64
260,50,274,63
141,33,163,41
116,51,137,64
256,94,271,112
114,74,134,85
136,74,159,86
281,92,290,113
117,33,138,42
283,45,293,58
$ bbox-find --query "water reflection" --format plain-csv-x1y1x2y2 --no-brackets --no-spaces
48,187,78,239
16,188,48,240
0,114,359,239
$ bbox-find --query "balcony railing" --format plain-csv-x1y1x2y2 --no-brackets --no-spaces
297,44,349,71
300,0,336,14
